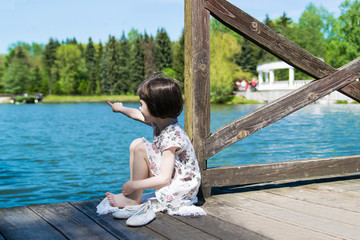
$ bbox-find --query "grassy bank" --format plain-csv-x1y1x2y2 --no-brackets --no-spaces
42,95,140,103
43,94,262,104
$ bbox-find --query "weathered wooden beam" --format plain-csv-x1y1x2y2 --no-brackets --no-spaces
185,0,211,197
184,0,210,170
205,57,360,159
205,0,360,102
202,155,360,187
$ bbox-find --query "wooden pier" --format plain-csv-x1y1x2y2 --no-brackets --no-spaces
1,0,360,239
1,174,360,239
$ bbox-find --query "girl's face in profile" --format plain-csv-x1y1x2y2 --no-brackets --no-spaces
139,100,154,123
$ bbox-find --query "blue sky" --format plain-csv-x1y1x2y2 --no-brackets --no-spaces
0,0,345,54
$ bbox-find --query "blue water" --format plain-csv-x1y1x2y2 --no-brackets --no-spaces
0,103,359,208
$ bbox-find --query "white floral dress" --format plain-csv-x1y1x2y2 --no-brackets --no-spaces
142,119,203,215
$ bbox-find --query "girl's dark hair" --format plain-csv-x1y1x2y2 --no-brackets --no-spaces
137,73,183,119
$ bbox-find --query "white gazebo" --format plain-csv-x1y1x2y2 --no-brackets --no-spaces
256,61,311,90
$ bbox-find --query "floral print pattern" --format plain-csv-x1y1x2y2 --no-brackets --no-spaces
142,119,201,212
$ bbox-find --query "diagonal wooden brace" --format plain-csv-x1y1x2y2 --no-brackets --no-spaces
205,0,360,102
205,56,360,159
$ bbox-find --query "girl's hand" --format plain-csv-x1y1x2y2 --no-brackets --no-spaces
122,181,135,196
106,100,123,112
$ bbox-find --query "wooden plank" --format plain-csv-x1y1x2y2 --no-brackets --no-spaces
146,213,218,240
205,0,360,102
71,199,166,240
210,193,360,239
202,155,360,187
338,81,360,102
266,181,360,213
203,198,340,240
29,202,118,240
0,206,66,240
173,214,270,239
205,57,360,159
237,189,360,227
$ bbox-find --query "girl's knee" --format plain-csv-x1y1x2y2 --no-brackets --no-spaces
129,138,144,153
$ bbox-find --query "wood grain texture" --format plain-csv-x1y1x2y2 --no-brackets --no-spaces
211,192,360,239
0,206,66,240
205,0,360,102
204,177,360,239
184,0,211,171
202,155,360,187
205,57,360,159
71,199,165,240
173,214,269,239
29,202,118,240
203,198,340,240
147,213,219,240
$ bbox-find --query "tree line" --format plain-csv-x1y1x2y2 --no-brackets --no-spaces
0,28,182,96
0,0,359,102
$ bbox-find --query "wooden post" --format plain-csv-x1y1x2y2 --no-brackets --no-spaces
184,0,211,198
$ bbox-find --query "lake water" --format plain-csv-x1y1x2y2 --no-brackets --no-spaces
1,103,359,208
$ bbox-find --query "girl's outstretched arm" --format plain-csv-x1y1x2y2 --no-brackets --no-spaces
121,147,177,195
106,100,149,125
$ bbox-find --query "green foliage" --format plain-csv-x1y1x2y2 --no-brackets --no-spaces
327,0,360,67
129,35,145,93
55,44,86,94
144,32,157,78
85,37,97,94
2,58,31,94
210,31,252,103
1,2,359,101
155,28,173,71
42,38,60,94
117,33,131,93
235,39,257,75
0,55,4,93
100,36,120,94
172,30,184,82
2,46,32,94
296,4,327,58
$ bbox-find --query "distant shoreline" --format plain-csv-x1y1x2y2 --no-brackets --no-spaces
41,95,261,104
42,95,140,103
0,94,261,104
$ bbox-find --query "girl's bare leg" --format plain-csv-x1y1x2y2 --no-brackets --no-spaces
106,138,151,207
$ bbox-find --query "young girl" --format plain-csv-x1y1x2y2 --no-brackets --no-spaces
96,73,206,227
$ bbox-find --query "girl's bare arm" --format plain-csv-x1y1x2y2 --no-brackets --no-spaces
106,100,149,125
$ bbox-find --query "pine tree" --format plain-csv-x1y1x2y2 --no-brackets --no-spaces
85,37,97,94
129,35,145,93
95,42,103,94
28,66,42,93
99,42,109,95
155,28,173,71
42,38,60,95
100,36,120,95
107,36,121,94
144,32,157,78
2,46,31,94
116,32,131,93
235,39,257,75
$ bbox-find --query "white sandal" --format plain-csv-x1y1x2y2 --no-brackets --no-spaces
126,201,156,227
112,204,142,219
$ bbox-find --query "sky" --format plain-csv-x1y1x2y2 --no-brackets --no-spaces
0,0,345,54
